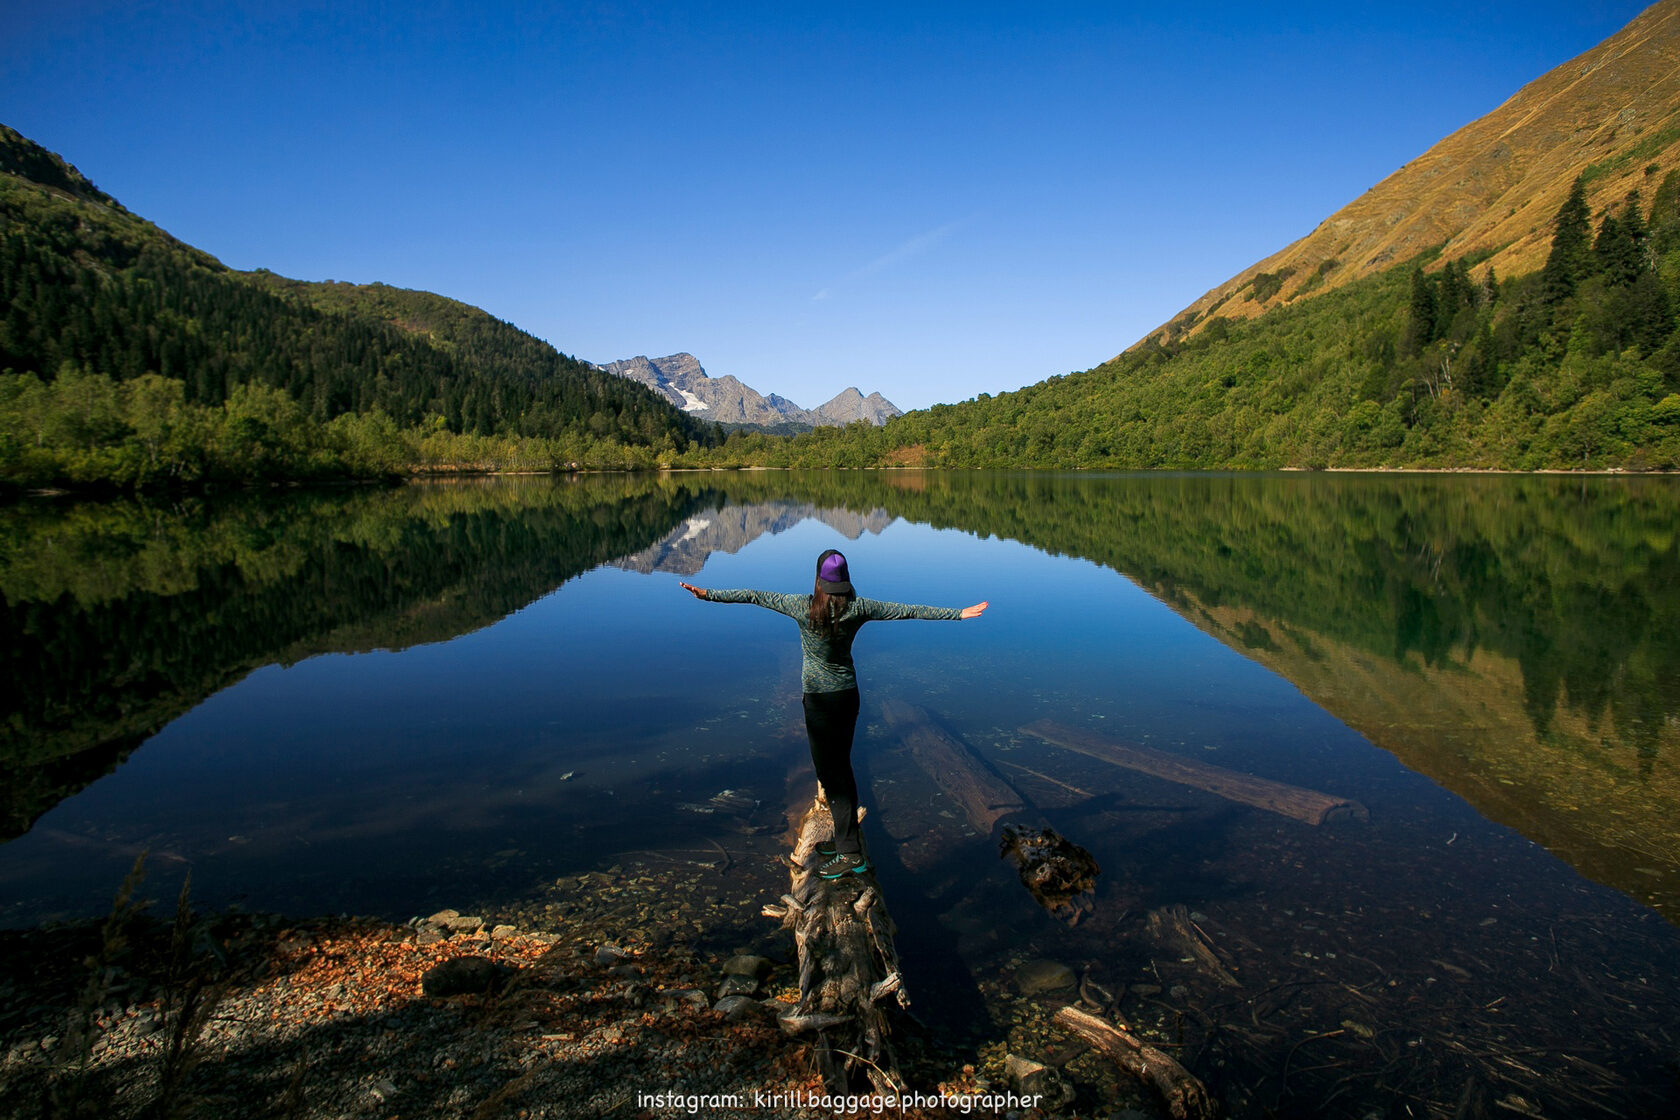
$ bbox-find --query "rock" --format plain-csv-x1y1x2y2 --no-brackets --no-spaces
607,964,642,980
490,924,518,941
713,995,764,1021
716,974,760,999
1004,1054,1075,1108
664,988,709,1010
721,954,772,980
446,915,483,934
415,927,446,946
424,909,459,927
594,944,629,968
420,956,515,997
1013,959,1077,995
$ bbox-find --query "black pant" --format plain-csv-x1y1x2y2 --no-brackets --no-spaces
803,688,862,855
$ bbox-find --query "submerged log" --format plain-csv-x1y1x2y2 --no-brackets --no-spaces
883,701,1099,923
1053,1005,1219,1120
1144,904,1239,988
1021,720,1368,827
765,793,907,1095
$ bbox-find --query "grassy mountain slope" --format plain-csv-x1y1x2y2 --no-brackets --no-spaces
0,124,708,489
688,3,1680,472
1146,0,1680,346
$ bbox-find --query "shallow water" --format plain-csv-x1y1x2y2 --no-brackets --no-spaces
2,471,1677,1116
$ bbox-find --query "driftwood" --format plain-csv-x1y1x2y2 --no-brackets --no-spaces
883,701,1099,923
1053,1005,1219,1120
1021,720,1368,827
1144,904,1239,988
762,793,906,1094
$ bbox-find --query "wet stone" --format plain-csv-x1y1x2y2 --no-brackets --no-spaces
717,973,760,999
489,924,518,941
1014,959,1077,995
594,944,629,968
446,915,484,934
721,954,772,980
713,995,763,1021
664,988,709,1009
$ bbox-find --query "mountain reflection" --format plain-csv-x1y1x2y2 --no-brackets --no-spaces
3,470,1676,917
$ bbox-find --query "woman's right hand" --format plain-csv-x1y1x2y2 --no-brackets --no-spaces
960,601,988,619
679,582,709,600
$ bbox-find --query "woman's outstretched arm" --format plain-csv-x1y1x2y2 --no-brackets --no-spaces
856,597,988,622
679,584,806,618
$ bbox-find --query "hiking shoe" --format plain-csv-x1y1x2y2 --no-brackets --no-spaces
816,852,870,879
815,840,838,858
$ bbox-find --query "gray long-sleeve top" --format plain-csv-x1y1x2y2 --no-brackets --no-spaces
702,590,962,693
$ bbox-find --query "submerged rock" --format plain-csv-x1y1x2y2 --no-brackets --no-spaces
1013,959,1077,995
721,954,773,979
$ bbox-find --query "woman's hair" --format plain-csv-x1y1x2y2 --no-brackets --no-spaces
808,583,854,635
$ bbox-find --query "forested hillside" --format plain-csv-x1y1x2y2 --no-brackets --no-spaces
0,124,712,490
684,174,1680,471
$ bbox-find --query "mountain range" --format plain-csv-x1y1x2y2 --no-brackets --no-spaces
5,2,1680,485
593,353,902,430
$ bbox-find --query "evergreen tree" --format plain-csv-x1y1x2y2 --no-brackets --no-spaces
1405,267,1437,354
1650,170,1680,256
1594,193,1647,287
1542,175,1593,305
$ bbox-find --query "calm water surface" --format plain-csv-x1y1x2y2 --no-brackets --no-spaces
3,471,1677,1116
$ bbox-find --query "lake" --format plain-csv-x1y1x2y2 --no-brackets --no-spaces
3,470,1677,1116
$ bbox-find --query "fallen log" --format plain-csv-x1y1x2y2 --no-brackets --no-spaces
1021,720,1368,827
883,701,1099,923
1053,1005,1219,1120
764,792,907,1095
1144,904,1239,988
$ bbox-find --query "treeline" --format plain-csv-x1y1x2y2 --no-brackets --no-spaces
678,172,1680,471
1,475,707,835
0,124,717,490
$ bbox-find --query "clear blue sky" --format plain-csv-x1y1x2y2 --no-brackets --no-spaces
1,1,1656,411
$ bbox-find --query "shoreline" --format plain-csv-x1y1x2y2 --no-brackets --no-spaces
11,461,1679,502
0,852,1065,1120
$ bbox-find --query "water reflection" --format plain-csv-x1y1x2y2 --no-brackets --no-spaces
3,471,1677,920
4,471,1678,1117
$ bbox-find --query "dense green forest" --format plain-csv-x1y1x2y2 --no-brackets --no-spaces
0,475,709,836
682,174,1680,471
0,125,718,491
6,117,1680,485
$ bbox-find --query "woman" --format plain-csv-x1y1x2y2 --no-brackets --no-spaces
681,549,988,879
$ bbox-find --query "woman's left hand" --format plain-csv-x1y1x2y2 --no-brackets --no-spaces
679,582,710,600
960,601,988,619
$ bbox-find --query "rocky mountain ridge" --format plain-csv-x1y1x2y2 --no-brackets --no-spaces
611,502,896,576
593,353,901,429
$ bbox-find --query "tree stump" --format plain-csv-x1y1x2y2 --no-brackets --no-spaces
763,794,907,1094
